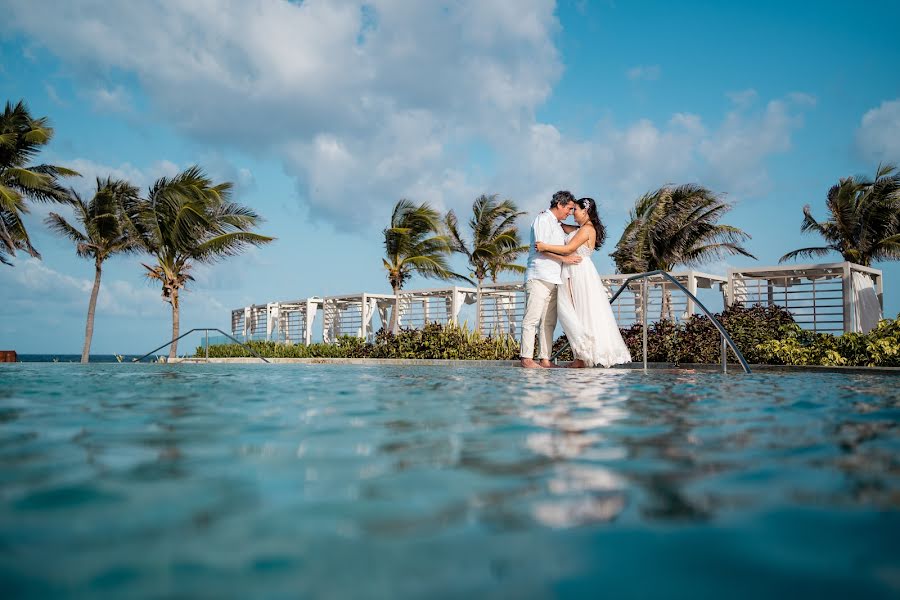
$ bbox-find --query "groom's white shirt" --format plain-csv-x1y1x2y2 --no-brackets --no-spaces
525,210,566,285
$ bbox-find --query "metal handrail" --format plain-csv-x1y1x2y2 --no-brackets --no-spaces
552,270,751,373
133,328,270,364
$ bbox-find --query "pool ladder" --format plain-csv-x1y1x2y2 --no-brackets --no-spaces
551,270,751,374
134,328,270,364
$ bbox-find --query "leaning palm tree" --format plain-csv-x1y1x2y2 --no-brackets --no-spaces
126,166,274,359
780,164,900,266
45,178,141,363
444,194,528,285
612,184,755,318
383,199,471,332
0,99,78,265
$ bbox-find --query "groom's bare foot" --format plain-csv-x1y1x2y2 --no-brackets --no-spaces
520,358,542,369
567,359,587,369
539,359,562,369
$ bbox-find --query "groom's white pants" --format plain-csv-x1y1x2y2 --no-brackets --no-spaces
520,279,558,360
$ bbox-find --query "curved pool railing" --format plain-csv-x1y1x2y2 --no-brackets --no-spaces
134,328,270,364
551,270,751,373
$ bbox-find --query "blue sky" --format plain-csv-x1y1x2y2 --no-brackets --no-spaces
1,0,899,354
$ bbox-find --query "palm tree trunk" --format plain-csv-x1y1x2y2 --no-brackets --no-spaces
169,288,180,359
81,261,103,364
389,284,400,334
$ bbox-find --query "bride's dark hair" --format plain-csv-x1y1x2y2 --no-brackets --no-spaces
577,197,606,249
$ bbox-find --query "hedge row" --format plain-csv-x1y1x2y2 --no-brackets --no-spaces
197,306,900,367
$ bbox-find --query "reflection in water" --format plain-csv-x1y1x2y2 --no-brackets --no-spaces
519,371,632,527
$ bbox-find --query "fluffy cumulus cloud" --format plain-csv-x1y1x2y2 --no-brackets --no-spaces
3,258,163,319
502,90,815,212
856,99,900,163
2,1,814,225
2,0,561,226
0,257,229,350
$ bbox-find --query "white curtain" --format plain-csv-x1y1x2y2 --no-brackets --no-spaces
266,303,280,341
304,299,318,345
363,298,379,339
450,290,476,323
376,299,393,333
852,272,882,333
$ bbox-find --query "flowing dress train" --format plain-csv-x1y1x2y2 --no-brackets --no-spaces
556,232,632,367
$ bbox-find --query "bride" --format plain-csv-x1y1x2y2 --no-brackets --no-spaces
536,197,632,368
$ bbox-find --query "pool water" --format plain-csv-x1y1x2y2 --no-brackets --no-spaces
1,364,898,598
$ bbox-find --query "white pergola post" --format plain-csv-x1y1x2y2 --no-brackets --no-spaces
842,262,853,333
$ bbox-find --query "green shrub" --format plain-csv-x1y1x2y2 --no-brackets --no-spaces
554,304,795,365
196,322,519,360
757,316,900,367
200,309,900,367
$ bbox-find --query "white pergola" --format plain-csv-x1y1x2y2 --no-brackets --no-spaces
322,293,396,343
231,298,323,345
601,271,728,326
395,285,478,330
476,281,525,338
728,262,883,333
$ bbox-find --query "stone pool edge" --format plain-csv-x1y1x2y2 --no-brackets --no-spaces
167,357,900,375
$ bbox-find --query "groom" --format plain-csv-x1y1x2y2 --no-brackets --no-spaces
519,190,582,369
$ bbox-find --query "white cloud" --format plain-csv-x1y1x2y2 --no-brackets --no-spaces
626,65,661,81
3,0,561,227
856,98,900,162
4,2,813,230
697,91,813,195
86,84,132,113
2,257,160,318
500,91,814,213
44,82,67,107
2,257,228,319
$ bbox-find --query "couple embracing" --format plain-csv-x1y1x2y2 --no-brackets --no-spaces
519,190,632,369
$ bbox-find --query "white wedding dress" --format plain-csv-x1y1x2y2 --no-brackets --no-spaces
556,232,632,367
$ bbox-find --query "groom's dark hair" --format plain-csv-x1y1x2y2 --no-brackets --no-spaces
550,190,575,208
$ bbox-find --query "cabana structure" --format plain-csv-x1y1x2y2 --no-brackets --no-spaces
395,286,478,330
322,293,395,343
727,262,883,333
476,282,525,338
601,271,728,327
231,298,323,345
231,303,267,342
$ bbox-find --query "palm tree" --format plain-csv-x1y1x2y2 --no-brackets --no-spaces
383,199,471,332
444,194,528,284
126,166,274,359
612,184,755,318
1,99,78,265
45,178,141,363
780,164,900,266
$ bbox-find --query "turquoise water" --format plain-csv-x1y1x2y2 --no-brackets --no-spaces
1,364,898,598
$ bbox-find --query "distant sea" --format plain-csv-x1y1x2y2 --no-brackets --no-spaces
15,354,150,363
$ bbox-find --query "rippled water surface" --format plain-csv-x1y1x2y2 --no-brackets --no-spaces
1,363,899,598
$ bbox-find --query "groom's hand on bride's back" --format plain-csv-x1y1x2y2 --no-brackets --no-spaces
561,254,582,264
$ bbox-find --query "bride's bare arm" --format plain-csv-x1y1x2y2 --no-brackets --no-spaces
535,225,592,255
560,223,580,234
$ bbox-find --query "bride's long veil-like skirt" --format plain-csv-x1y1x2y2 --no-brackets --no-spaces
556,265,632,367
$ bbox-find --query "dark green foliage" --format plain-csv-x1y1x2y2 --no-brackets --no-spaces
557,304,798,365
203,309,900,368
199,322,520,360
757,316,900,367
